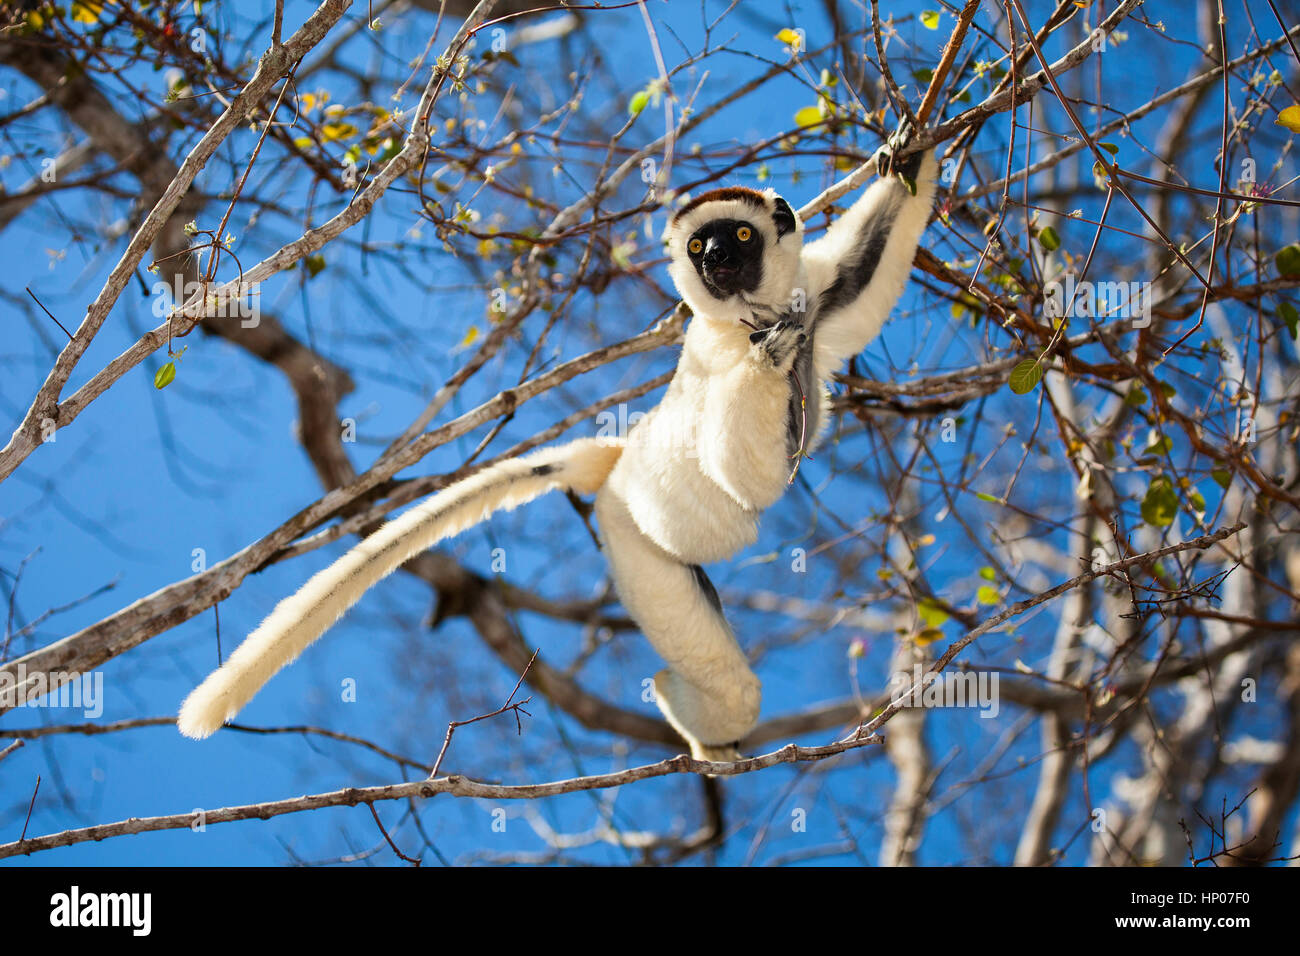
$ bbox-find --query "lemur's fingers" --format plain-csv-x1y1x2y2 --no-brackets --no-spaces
750,319,807,370
888,116,916,154
873,117,923,183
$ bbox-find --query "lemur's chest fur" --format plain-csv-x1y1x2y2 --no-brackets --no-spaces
609,314,813,564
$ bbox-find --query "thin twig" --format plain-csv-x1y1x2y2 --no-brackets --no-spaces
366,802,421,866
19,775,39,843
429,649,538,779
24,287,72,340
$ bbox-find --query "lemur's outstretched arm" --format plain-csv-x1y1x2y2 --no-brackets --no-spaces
804,142,940,383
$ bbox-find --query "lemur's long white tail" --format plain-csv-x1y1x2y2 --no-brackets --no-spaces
177,437,625,739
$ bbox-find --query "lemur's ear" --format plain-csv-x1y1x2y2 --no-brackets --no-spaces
771,196,797,240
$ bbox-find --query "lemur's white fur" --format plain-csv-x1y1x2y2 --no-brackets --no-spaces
179,143,939,759
177,439,623,738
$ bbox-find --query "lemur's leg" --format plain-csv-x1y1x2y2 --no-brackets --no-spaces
593,487,761,759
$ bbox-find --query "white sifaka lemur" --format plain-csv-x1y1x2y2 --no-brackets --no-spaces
178,130,939,760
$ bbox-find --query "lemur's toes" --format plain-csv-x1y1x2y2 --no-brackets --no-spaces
692,740,744,763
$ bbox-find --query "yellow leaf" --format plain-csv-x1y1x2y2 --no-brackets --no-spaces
920,10,940,29
794,106,824,129
71,1,109,24
321,122,357,142
300,91,330,113
913,628,945,646
459,325,480,348
775,28,802,50
1276,105,1300,133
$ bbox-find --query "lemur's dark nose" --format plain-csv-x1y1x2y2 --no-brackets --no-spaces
702,238,733,270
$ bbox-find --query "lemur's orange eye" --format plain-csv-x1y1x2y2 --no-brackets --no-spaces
736,226,752,242
688,238,704,254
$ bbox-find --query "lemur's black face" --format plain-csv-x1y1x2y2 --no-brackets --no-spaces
686,219,765,299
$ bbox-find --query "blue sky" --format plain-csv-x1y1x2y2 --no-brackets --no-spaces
1,0,1295,865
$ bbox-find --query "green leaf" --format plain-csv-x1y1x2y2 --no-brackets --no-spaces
378,138,401,163
975,492,1000,503
979,566,997,581
917,598,949,628
154,361,176,390
1210,468,1232,489
1279,301,1299,339
1098,141,1120,155
1141,476,1179,527
1038,226,1060,251
304,254,326,278
628,89,650,117
1009,358,1043,394
1276,243,1300,279
1144,430,1173,456
921,10,941,30
1124,385,1148,406
976,585,1000,606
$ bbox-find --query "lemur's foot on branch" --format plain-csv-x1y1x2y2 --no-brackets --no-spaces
749,319,807,371
873,117,923,183
691,740,744,763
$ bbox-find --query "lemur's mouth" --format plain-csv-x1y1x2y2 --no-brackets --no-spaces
702,265,740,297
